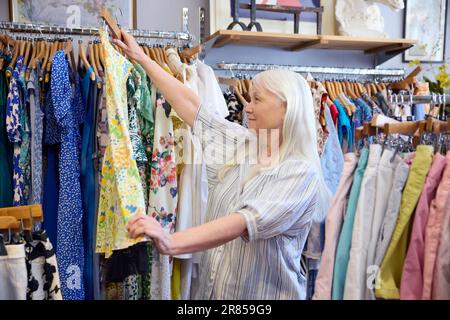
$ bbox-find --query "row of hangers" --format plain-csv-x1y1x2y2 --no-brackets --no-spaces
218,75,252,107
0,32,200,84
0,33,85,83
0,205,43,252
355,117,450,152
217,72,389,117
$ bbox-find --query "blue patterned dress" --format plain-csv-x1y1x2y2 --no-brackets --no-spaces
51,50,85,300
6,55,25,206
28,66,45,204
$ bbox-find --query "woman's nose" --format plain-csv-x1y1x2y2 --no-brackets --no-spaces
244,103,253,114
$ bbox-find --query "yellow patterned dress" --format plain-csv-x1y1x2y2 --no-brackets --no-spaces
96,30,147,258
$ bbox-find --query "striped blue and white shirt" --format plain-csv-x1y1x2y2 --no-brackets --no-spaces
190,104,319,300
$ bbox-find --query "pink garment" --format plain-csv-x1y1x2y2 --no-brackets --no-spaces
422,151,450,300
313,153,358,300
400,153,447,300
431,151,450,300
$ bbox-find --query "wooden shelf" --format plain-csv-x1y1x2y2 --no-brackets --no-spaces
201,30,416,62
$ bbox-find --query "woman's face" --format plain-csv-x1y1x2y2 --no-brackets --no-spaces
244,85,286,134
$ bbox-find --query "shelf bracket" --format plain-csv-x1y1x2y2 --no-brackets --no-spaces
290,39,328,52
365,43,412,55
213,35,241,48
371,43,414,66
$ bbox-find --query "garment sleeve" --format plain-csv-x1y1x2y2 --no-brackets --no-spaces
236,161,319,242
192,103,251,184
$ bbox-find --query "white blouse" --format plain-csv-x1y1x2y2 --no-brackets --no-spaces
190,104,319,300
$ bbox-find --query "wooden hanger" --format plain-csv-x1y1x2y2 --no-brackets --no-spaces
39,40,50,80
160,47,169,66
353,82,359,96
384,121,423,147
148,47,158,65
363,122,384,137
148,47,158,64
143,45,150,59
218,76,247,106
161,47,170,68
29,204,43,223
424,118,450,134
342,81,350,97
7,39,20,74
365,83,372,97
18,37,26,57
0,216,20,231
155,47,164,67
390,66,422,91
79,41,95,81
324,81,335,101
39,40,51,80
245,79,252,94
88,41,99,78
0,206,33,231
64,38,77,75
23,39,32,70
384,121,421,137
0,33,15,48
375,83,384,93
100,7,122,40
25,40,37,79
334,81,342,96
46,38,59,74
164,47,181,78
370,83,378,95
357,82,367,96
94,42,102,71
31,40,42,67
179,45,201,63
347,82,356,98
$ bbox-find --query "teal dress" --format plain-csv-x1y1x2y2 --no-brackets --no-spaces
0,54,13,207
332,148,369,300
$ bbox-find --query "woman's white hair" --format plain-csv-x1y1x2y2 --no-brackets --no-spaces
220,69,332,222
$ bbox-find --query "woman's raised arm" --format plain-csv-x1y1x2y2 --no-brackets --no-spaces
113,29,199,127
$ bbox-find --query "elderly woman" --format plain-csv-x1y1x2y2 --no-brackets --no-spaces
113,30,331,300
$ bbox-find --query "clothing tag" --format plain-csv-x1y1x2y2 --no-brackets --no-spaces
0,234,7,256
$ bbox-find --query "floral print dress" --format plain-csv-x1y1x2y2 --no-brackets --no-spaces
149,93,178,300
96,30,147,258
6,55,25,205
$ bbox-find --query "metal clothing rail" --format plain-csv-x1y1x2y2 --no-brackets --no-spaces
0,21,192,41
390,93,450,105
215,62,405,78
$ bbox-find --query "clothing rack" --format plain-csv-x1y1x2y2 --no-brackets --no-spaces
0,21,192,41
390,93,450,105
214,62,405,80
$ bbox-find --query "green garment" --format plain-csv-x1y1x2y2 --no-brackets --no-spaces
0,58,14,207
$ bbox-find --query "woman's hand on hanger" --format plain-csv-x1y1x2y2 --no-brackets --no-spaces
112,28,200,127
127,212,248,256
112,29,147,64
127,213,173,255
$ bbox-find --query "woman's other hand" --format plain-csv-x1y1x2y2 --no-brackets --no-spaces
127,213,173,255
112,29,147,64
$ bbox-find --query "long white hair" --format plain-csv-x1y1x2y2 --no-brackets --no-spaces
220,69,332,222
